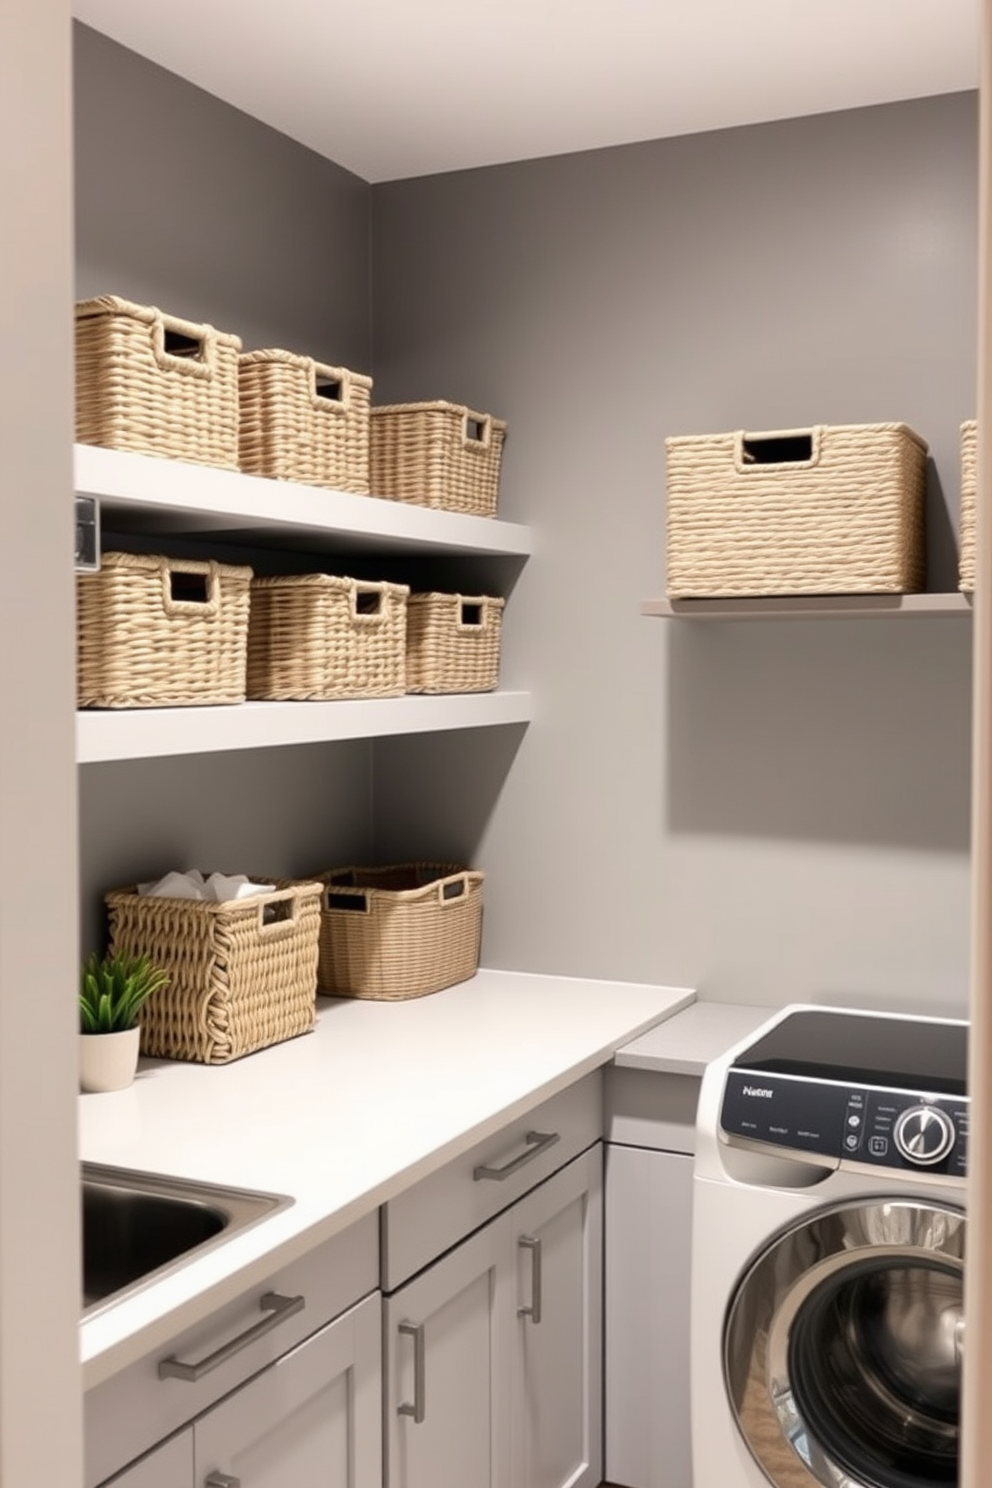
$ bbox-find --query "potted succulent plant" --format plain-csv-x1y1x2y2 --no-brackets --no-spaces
79,950,170,1093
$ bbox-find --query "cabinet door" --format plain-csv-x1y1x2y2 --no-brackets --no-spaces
384,1219,510,1488
604,1145,693,1488
510,1144,603,1488
193,1291,381,1488
103,1431,192,1487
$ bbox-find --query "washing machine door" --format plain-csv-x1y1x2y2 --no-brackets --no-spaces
723,1197,965,1488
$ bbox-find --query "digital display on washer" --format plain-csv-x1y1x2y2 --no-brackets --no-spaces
720,1011,969,1174
728,1009,967,1096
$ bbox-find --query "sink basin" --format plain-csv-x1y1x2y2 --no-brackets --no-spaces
82,1163,292,1318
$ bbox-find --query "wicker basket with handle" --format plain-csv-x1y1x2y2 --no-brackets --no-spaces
314,863,484,1000
665,422,928,598
406,592,505,694
75,295,242,468
369,401,507,516
105,878,323,1064
246,573,409,701
77,551,253,708
238,350,373,493
960,419,976,594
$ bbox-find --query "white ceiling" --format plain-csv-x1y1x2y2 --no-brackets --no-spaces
72,0,981,183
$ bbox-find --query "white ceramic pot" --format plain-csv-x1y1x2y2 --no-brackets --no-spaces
79,1026,141,1093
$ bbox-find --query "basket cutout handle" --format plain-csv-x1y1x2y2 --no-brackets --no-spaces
257,889,301,934
437,874,470,906
351,584,388,623
459,600,484,628
152,309,217,380
734,428,822,474
310,362,354,414
325,888,371,914
161,561,220,618
462,411,492,450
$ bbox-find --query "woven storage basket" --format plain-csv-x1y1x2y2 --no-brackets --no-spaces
369,401,507,516
665,422,928,598
75,296,241,468
246,573,409,701
77,552,253,708
960,419,977,594
238,350,373,493
406,592,505,694
105,878,322,1064
314,863,484,1000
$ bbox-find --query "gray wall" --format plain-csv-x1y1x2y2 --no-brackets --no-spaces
73,25,377,955
371,94,978,1016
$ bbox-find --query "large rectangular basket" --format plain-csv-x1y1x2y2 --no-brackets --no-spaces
369,401,507,516
665,422,928,598
314,863,484,1000
238,350,373,493
75,296,242,469
77,552,253,708
406,592,505,694
246,573,409,701
960,419,976,594
105,879,323,1064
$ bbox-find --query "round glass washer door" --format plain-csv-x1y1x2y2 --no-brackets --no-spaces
723,1198,965,1488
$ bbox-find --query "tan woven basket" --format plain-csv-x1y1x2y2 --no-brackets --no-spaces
106,878,322,1064
313,863,484,1000
406,592,505,694
369,401,507,516
77,552,253,708
75,296,241,468
246,573,409,701
238,350,373,493
665,422,928,598
960,419,976,594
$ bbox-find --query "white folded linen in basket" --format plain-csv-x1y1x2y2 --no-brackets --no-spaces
137,869,275,901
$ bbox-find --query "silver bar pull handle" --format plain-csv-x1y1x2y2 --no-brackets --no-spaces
518,1236,543,1324
398,1320,426,1423
158,1292,305,1382
473,1130,560,1182
205,1475,241,1488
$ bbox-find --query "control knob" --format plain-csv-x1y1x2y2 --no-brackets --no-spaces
892,1105,956,1167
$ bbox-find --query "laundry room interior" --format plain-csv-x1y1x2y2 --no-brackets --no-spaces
3,5,991,1488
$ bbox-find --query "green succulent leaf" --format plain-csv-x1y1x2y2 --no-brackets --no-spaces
79,951,169,1034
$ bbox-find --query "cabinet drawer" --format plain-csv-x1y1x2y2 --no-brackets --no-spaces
381,1071,602,1290
85,1211,378,1488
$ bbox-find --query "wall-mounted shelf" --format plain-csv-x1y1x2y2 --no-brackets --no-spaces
642,593,973,621
77,691,533,764
75,443,533,560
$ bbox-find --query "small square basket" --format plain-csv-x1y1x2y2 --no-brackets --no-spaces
369,401,507,516
75,296,242,469
77,552,253,708
105,878,323,1065
405,592,505,694
238,350,373,493
960,419,976,594
313,863,484,1000
665,422,928,598
246,573,409,701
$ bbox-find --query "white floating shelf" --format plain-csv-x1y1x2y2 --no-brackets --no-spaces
77,691,533,764
75,444,532,559
642,593,973,620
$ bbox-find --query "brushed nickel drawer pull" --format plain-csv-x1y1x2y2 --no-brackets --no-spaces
398,1320,426,1423
518,1235,543,1324
158,1292,305,1382
473,1130,560,1182
205,1474,240,1487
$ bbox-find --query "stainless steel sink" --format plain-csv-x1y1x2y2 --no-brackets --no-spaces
82,1163,292,1318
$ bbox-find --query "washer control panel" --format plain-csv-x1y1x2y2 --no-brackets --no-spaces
720,1068,969,1178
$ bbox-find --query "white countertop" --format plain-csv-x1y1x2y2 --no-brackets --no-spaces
613,1000,776,1075
79,968,693,1388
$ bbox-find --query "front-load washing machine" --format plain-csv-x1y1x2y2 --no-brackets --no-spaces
691,1005,967,1488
